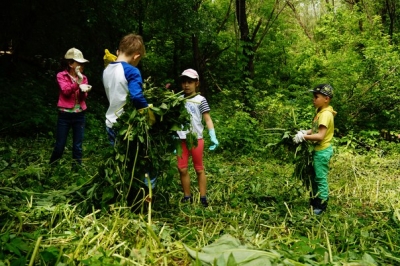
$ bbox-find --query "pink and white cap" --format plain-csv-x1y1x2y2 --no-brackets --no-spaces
180,68,199,80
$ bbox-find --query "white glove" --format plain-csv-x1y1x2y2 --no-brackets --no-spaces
79,84,92,92
293,131,306,144
75,66,83,84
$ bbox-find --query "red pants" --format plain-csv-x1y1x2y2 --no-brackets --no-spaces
177,139,204,171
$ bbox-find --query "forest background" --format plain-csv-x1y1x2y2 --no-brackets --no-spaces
1,0,400,265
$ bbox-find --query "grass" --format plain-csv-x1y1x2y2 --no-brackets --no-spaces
1,135,400,265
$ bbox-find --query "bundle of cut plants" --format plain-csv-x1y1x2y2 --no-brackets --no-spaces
273,130,314,192
84,79,197,211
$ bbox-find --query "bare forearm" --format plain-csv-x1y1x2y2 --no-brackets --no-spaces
304,133,324,142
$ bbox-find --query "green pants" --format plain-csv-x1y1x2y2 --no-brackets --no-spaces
312,145,333,200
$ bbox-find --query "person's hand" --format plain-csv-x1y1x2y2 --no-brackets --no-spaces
209,129,219,150
75,66,83,84
103,49,117,67
79,84,92,92
293,131,306,144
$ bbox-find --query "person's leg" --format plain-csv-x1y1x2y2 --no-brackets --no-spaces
196,170,207,196
50,112,70,164
106,126,116,146
192,139,208,206
312,146,333,212
177,141,191,199
179,168,191,196
191,139,206,196
72,112,85,166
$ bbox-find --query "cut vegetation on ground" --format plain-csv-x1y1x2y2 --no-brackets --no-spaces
1,136,399,265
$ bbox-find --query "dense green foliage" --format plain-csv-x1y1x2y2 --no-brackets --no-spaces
3,0,400,136
1,0,400,265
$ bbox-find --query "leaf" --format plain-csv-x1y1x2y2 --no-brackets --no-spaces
119,129,127,136
1,232,9,243
5,243,21,256
138,135,144,143
118,154,125,162
40,247,59,263
362,253,378,265
184,234,277,266
102,186,115,202
10,237,29,252
9,257,26,266
159,103,168,109
0,160,8,171
226,253,237,266
170,124,181,131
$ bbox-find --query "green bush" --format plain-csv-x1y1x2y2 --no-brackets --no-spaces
213,110,266,155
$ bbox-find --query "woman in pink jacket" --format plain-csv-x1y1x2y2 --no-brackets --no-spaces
49,48,91,168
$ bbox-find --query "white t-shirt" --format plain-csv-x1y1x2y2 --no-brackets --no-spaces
103,62,148,128
177,95,210,139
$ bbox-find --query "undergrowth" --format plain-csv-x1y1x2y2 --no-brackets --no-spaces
1,134,400,265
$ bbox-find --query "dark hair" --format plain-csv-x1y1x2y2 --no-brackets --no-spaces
180,76,198,82
58,58,74,71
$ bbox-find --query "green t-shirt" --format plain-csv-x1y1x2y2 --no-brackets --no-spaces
312,106,336,151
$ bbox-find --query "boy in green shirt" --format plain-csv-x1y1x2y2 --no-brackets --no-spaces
293,84,337,215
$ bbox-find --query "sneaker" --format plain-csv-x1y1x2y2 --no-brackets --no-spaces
313,208,324,215
310,197,328,215
200,197,209,207
181,196,193,203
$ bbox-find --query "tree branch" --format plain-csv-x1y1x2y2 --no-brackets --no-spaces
286,0,313,41
216,0,234,34
255,0,286,52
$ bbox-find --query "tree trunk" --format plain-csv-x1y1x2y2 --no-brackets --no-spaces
235,0,253,77
385,0,395,39
192,33,207,95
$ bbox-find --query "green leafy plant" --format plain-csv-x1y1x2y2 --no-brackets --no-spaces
274,130,314,190
79,79,198,211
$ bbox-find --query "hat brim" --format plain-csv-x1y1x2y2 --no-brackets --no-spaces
180,74,198,79
74,58,89,63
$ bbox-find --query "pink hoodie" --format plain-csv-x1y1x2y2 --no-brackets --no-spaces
56,70,88,110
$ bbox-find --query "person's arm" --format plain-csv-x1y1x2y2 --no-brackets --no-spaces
57,72,79,96
125,65,148,109
203,112,214,130
304,125,327,142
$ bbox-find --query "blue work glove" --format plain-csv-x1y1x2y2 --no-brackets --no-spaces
144,174,157,189
209,129,219,151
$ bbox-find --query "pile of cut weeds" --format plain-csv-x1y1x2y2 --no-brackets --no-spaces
1,135,400,265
